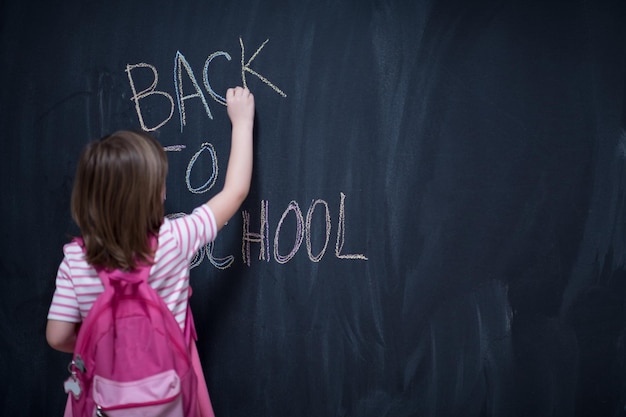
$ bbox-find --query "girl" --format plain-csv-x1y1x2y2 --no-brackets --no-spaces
46,86,255,417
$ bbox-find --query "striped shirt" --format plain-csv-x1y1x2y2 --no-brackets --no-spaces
47,204,217,330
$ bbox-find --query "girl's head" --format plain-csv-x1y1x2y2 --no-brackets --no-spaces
71,130,168,270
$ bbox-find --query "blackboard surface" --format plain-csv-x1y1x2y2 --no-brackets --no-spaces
1,1,626,416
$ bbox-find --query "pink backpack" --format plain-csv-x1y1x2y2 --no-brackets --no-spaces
64,239,198,417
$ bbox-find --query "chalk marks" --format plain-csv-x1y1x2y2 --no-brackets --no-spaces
125,63,175,132
335,193,368,260
129,36,365,270
206,241,236,270
163,145,186,152
306,199,332,262
174,51,214,131
204,51,231,105
185,142,218,194
240,38,287,98
177,138,366,266
169,192,366,271
126,37,286,132
242,200,271,265
273,201,305,264
242,193,368,266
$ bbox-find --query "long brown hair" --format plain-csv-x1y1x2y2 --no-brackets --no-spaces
71,130,168,270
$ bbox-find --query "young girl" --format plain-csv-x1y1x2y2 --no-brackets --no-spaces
46,86,255,417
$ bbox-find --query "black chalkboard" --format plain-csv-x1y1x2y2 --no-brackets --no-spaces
2,0,626,416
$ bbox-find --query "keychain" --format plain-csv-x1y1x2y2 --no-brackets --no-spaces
63,359,82,399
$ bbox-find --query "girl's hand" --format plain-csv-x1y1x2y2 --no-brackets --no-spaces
226,87,255,128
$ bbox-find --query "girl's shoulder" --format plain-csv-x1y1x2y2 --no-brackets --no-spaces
62,239,85,258
156,205,217,258
59,239,93,276
162,205,216,236
163,204,215,224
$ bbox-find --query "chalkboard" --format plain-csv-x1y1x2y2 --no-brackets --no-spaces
1,0,626,416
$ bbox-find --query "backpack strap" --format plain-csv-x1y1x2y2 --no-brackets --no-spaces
95,262,152,288
183,286,198,346
72,236,156,287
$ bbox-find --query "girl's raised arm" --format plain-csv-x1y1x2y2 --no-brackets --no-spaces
206,87,255,230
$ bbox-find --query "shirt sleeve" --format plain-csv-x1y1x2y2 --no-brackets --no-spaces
165,204,218,262
47,256,81,323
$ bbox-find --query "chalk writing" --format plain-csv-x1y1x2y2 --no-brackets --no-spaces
241,194,368,266
242,199,270,265
126,38,286,132
185,142,218,194
240,38,287,98
125,63,175,132
306,199,331,262
163,145,186,152
273,201,305,264
204,51,231,105
335,193,367,260
169,192,367,269
174,51,213,131
129,39,365,269
206,241,235,270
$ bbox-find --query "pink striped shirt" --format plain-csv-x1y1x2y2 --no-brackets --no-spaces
47,204,217,330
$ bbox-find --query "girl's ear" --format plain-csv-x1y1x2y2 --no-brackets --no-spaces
162,186,167,201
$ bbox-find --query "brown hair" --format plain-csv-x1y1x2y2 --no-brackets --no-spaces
71,130,168,270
